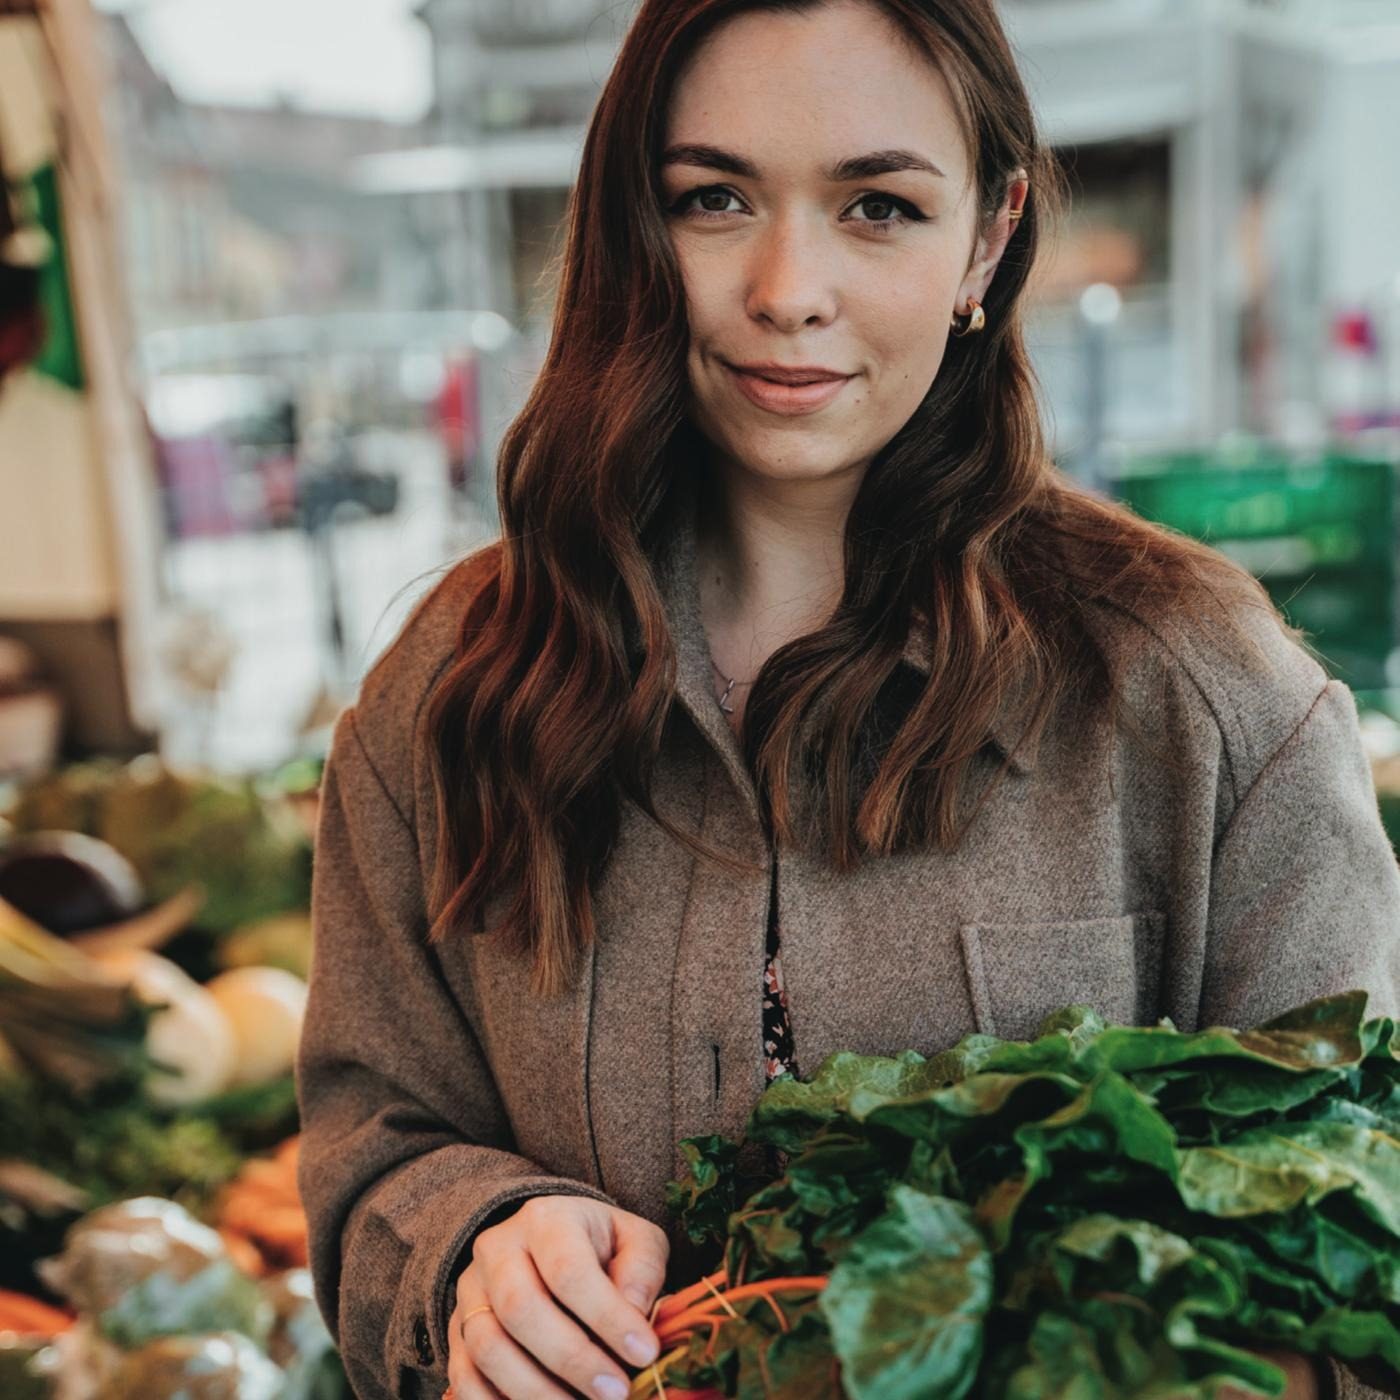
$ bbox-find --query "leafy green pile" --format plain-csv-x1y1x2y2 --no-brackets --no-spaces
5,755,312,936
660,992,1400,1399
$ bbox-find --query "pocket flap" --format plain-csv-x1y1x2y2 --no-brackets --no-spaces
959,911,1165,1041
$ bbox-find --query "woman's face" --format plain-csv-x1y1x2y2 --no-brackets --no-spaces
661,0,1022,493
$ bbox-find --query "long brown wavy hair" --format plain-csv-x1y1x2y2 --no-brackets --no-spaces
422,0,1298,999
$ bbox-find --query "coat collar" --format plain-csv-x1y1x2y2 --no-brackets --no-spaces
634,473,1039,809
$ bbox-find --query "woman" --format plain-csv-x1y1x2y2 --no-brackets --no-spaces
294,1,1400,1398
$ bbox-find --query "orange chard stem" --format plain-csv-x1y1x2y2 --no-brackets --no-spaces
656,1276,829,1343
654,1267,731,1322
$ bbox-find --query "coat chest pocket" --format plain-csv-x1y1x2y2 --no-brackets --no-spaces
958,911,1166,1042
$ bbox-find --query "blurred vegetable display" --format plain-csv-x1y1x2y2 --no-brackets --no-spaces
644,991,1400,1400
0,899,305,1255
5,754,313,941
21,1195,343,1399
0,748,337,1395
0,895,155,1095
0,832,145,935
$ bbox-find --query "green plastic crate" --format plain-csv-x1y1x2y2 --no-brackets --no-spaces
1111,449,1398,689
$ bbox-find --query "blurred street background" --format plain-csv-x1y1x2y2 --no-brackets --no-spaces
3,0,1400,775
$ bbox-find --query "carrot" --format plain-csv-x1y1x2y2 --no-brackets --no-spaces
220,1197,306,1238
0,1289,76,1335
217,1227,268,1278
231,1158,297,1196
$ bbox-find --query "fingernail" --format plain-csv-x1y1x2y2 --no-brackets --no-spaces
624,1331,658,1366
593,1375,629,1400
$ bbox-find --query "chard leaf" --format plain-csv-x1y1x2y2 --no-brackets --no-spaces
979,1074,1179,1248
1361,1015,1399,1060
1176,1121,1400,1234
1196,1230,1365,1312
1133,1064,1345,1121
733,1306,841,1400
929,1007,1108,1083
819,1184,991,1400
1253,990,1370,1054
746,1051,935,1151
922,1032,1010,1085
991,1299,1276,1400
1042,1215,1198,1290
726,1177,823,1278
860,1071,1085,1151
994,1305,1121,1398
994,1220,1289,1398
904,1138,963,1197
656,994,1400,1398
1231,1303,1400,1377
665,1134,749,1246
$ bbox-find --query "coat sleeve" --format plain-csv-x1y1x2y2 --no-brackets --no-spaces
1199,677,1400,1400
295,707,619,1400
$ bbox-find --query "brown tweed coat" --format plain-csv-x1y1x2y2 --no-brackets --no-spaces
296,476,1400,1399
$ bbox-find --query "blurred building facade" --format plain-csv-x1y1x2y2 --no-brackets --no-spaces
100,14,428,335
350,0,1400,473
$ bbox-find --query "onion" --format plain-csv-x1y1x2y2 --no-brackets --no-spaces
204,966,307,1087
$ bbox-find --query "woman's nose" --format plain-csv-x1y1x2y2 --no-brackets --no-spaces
743,218,837,331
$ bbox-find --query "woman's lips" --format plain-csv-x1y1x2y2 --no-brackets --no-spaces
725,364,852,415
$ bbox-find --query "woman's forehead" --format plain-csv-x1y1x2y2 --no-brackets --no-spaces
664,4,965,179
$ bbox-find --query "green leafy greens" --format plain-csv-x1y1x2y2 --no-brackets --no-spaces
659,992,1400,1399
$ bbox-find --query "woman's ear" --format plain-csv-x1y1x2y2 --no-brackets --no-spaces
955,168,1030,312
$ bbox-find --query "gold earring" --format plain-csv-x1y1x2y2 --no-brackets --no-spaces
949,298,986,337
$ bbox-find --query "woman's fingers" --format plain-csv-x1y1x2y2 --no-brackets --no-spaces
485,1247,635,1399
530,1217,663,1371
460,1299,577,1400
451,1197,670,1398
445,1307,500,1400
606,1212,670,1322
446,1349,507,1400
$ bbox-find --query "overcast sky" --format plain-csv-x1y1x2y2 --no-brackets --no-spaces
94,0,433,122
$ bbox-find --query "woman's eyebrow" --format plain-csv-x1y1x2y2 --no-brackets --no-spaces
660,143,946,181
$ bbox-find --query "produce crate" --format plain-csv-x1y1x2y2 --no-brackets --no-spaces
1111,446,1398,690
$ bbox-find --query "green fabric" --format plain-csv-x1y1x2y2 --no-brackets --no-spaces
23,162,84,392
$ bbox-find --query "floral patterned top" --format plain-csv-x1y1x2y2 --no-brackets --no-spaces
762,855,797,1082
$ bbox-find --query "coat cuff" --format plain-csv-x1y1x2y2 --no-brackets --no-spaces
1325,1353,1398,1400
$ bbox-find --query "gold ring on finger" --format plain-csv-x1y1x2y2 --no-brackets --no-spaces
459,1303,494,1339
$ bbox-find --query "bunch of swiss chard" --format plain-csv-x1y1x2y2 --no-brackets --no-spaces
642,991,1400,1400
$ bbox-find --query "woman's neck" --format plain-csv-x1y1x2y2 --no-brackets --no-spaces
694,465,856,693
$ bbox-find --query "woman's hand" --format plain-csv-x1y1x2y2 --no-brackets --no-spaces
444,1194,669,1400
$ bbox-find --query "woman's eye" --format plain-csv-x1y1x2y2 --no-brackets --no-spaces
669,185,744,219
667,185,926,234
848,194,926,231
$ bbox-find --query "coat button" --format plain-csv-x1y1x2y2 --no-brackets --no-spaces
413,1316,434,1365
